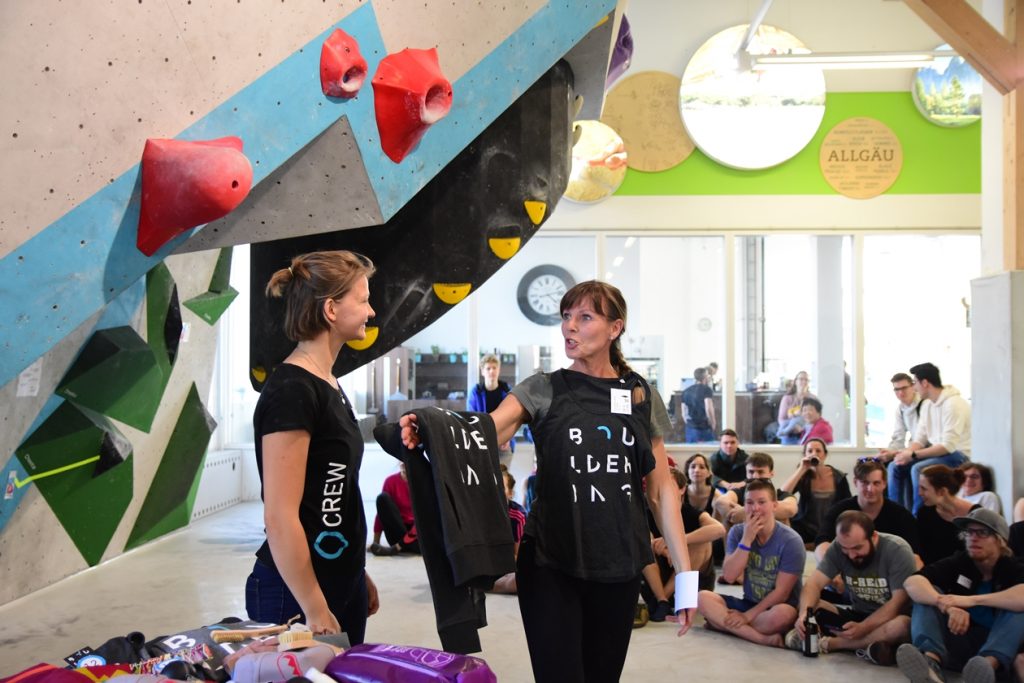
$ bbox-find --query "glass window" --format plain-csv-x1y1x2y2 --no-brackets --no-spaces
607,236,725,445
734,235,853,446
863,235,979,447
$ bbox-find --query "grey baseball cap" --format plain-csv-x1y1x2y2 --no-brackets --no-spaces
953,507,1009,542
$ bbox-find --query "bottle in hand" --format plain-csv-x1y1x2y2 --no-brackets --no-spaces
803,612,819,658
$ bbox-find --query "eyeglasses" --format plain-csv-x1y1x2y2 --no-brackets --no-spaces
958,527,996,540
892,385,913,392
857,456,884,463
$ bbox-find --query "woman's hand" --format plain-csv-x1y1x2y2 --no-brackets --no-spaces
676,607,693,636
366,572,380,616
399,414,421,449
306,607,342,636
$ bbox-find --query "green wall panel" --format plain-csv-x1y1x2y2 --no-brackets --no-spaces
56,326,165,432
146,262,182,373
126,383,216,550
184,247,239,325
615,92,980,196
15,402,133,566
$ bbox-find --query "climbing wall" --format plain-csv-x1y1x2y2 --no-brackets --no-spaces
0,0,622,603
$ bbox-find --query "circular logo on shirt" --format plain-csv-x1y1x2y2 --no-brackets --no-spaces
76,655,107,666
314,531,349,559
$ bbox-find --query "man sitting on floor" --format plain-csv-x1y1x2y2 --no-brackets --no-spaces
897,508,1024,683
697,479,805,647
790,510,915,665
814,458,922,566
714,452,798,532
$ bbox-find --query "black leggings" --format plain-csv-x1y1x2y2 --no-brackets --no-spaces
516,536,640,683
376,492,418,551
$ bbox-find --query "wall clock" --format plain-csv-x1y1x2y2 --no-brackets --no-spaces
517,264,575,325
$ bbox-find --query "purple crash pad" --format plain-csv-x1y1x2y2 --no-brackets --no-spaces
325,644,496,683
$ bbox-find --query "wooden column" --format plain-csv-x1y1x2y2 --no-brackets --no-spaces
1006,0,1024,269
904,0,1024,269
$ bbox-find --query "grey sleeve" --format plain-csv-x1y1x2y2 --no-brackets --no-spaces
509,372,553,424
816,544,841,579
649,386,671,439
881,535,918,590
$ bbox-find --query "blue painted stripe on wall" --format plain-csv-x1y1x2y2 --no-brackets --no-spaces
364,1,617,216
0,1,613,387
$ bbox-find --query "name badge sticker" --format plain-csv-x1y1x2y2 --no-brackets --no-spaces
956,574,973,589
610,388,632,415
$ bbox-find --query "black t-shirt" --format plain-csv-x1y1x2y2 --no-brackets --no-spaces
916,504,980,566
815,497,922,555
524,369,656,582
1011,521,1024,558
682,383,713,429
483,383,507,413
253,364,366,583
918,550,1024,595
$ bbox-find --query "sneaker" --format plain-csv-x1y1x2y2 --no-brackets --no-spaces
896,644,945,683
784,628,803,652
961,656,995,683
856,641,896,666
370,543,399,556
650,600,672,622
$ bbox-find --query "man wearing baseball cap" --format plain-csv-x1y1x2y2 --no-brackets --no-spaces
896,508,1024,683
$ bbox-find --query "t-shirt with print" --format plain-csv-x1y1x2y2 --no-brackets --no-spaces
253,363,366,584
727,522,805,606
511,372,670,439
817,532,916,614
511,369,657,581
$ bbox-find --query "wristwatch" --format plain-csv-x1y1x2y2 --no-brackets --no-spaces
911,451,918,461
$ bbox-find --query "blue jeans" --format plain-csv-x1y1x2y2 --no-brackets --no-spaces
887,451,967,514
777,416,805,445
245,560,369,644
686,426,716,443
911,601,1024,670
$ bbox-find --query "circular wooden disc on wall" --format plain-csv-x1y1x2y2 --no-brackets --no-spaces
601,71,694,172
819,117,903,199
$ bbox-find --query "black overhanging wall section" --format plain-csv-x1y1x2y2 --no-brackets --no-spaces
249,61,575,390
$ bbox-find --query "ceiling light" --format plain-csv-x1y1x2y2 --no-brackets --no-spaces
751,50,955,71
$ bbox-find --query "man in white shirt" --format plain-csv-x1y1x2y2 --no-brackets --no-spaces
887,372,922,451
881,363,970,514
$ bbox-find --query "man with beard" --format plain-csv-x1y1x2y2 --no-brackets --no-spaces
788,510,916,665
897,508,1024,683
814,459,922,565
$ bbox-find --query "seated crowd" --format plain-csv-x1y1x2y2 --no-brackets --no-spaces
653,363,1024,683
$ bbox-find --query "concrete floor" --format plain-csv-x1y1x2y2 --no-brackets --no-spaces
0,445,916,681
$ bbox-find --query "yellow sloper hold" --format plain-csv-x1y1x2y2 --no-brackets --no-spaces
346,326,379,351
251,366,267,384
594,15,609,28
524,200,547,225
489,237,521,260
433,283,472,304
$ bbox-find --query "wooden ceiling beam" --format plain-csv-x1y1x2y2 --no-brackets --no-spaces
903,0,1019,94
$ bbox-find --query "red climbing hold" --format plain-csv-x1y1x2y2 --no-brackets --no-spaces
320,28,368,98
136,137,253,256
372,47,453,163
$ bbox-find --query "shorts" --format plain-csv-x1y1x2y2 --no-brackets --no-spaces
723,595,761,613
